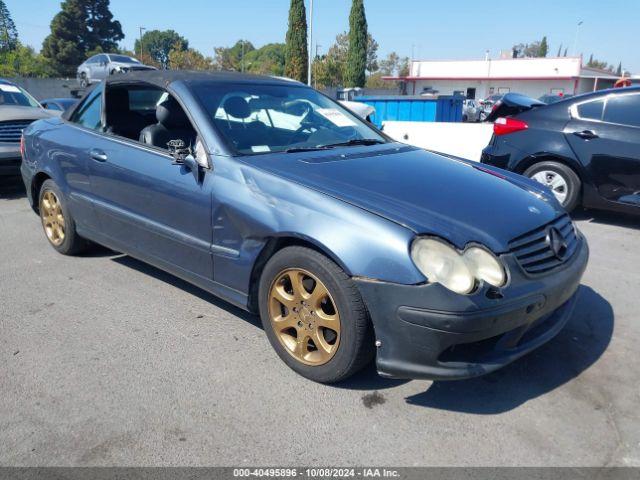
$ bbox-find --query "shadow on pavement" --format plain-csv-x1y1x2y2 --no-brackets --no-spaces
0,176,26,200
111,254,261,328
572,208,639,230
404,286,613,413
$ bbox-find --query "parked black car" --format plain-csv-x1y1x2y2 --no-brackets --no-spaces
0,79,52,177
481,88,640,214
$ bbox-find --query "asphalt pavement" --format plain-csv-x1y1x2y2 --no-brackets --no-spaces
1,177,639,466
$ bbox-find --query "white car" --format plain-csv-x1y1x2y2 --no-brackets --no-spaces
77,54,155,88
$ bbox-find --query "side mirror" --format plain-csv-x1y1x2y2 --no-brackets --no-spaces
168,140,203,183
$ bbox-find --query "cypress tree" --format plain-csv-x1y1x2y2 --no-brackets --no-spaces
0,0,18,52
616,62,622,76
42,0,123,76
345,0,367,87
284,0,308,83
539,36,548,57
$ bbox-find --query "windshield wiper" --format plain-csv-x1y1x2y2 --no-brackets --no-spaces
318,138,386,148
284,146,332,153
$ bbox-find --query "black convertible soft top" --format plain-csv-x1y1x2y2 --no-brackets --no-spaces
105,70,304,89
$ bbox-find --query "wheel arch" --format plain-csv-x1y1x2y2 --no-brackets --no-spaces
30,171,52,213
247,235,351,314
514,153,584,181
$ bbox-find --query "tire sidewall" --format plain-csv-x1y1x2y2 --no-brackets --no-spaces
524,161,580,211
258,248,364,383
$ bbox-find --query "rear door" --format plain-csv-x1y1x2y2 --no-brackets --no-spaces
565,92,640,208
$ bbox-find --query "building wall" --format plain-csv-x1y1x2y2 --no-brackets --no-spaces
410,78,577,99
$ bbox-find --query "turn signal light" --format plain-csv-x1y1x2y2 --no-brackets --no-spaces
494,117,529,136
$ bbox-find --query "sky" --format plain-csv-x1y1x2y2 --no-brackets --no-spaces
7,0,639,73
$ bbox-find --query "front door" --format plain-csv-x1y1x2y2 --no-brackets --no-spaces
87,138,214,281
566,92,640,208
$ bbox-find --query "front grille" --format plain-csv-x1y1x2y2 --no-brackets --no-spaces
0,120,34,143
509,214,579,274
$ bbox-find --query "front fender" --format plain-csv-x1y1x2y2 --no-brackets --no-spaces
210,156,424,296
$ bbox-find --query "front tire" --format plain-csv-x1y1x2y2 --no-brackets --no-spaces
38,180,87,255
524,161,581,211
258,246,374,383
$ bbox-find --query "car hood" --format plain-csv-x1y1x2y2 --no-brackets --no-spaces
111,62,155,70
243,144,564,253
0,105,52,121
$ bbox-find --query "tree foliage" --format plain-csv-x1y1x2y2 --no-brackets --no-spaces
284,0,308,82
42,0,124,76
539,36,548,57
312,31,378,88
512,37,549,58
135,30,188,69
168,43,214,70
0,42,51,77
586,54,614,72
345,0,367,87
0,0,18,52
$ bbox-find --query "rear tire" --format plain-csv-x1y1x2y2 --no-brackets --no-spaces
79,73,88,89
258,246,375,383
524,161,581,211
38,179,88,255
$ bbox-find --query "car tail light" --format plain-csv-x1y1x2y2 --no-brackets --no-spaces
493,117,529,136
20,134,25,158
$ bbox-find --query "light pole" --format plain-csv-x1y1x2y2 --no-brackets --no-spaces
572,21,583,57
308,0,314,86
138,26,146,60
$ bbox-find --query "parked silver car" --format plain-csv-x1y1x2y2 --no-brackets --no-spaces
76,54,155,88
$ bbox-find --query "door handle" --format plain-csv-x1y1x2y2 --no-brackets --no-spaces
89,148,108,162
573,130,599,140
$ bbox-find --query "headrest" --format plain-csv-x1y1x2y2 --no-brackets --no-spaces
106,88,129,113
156,97,190,129
223,96,251,119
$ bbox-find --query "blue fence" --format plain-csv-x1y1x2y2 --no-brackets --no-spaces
355,95,463,127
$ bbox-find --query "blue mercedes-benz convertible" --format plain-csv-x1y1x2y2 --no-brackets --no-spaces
20,71,589,383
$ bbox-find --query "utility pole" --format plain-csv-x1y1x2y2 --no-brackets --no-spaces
307,0,314,86
138,26,146,59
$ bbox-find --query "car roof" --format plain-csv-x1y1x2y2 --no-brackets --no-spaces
566,86,640,103
0,78,17,86
41,97,76,103
105,69,305,88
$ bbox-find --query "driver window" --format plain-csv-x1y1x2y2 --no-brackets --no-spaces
70,88,102,130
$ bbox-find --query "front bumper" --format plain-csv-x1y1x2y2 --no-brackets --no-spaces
355,235,589,380
0,143,22,176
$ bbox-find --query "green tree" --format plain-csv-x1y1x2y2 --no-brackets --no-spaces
284,0,308,82
168,43,214,70
616,62,622,76
0,42,51,77
556,43,562,57
134,30,188,68
213,40,255,71
245,43,286,75
0,0,18,52
345,0,367,87
539,36,548,57
42,0,123,76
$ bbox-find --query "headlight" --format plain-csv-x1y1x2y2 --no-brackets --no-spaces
411,238,507,294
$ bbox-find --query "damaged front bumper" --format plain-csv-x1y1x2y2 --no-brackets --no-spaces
355,234,589,381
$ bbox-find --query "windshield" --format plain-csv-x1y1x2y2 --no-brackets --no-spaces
193,82,386,155
0,83,41,108
108,54,140,64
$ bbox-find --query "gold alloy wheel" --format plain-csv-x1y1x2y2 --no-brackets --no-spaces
268,268,341,366
40,190,65,246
